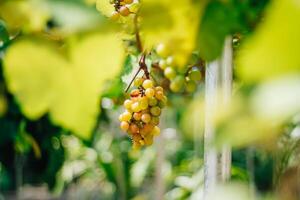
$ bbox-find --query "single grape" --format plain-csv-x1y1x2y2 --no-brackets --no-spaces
124,0,133,4
120,111,132,121
134,77,144,87
142,79,153,89
120,121,129,131
141,113,151,123
186,80,197,93
129,124,139,134
123,99,132,110
156,43,169,58
131,102,141,112
170,75,185,92
110,11,120,21
155,91,164,100
150,106,161,116
151,126,160,136
144,135,154,146
159,60,167,70
140,124,154,135
164,67,176,80
166,56,174,65
148,97,157,106
119,6,130,16
130,89,140,97
139,96,148,110
188,68,202,81
158,100,166,108
133,112,142,120
145,88,155,98
155,86,164,92
150,116,159,125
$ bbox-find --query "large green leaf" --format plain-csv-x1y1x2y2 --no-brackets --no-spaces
4,32,125,139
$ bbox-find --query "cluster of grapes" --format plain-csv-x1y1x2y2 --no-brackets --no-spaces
110,0,134,20
119,78,167,149
155,43,202,93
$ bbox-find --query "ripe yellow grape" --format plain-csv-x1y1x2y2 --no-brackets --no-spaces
120,121,129,131
142,79,153,89
141,113,151,123
134,77,143,87
155,86,164,93
130,89,140,97
133,112,142,120
131,102,141,112
150,106,161,116
151,126,160,136
129,124,139,134
110,11,120,21
119,6,130,16
164,67,176,80
156,43,169,58
166,56,174,65
155,91,164,100
120,111,132,121
145,88,155,98
124,0,133,4
123,99,133,110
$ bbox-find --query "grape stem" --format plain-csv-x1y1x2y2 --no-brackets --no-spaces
125,54,150,93
134,14,143,52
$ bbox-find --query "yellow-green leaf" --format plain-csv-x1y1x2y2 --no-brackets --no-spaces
96,0,115,17
4,32,124,139
237,0,300,82
140,0,205,67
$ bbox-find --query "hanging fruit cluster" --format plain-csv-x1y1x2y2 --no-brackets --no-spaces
155,43,203,93
119,78,167,149
110,0,135,20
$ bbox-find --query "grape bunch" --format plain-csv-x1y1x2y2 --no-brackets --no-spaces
119,78,167,149
109,0,135,20
155,43,202,93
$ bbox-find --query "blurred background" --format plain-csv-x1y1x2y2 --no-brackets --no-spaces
0,0,300,199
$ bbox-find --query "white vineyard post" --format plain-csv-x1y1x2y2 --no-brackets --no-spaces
203,59,220,199
204,37,233,198
220,37,233,181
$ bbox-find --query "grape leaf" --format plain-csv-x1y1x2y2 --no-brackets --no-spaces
139,0,205,67
3,32,125,140
237,0,300,82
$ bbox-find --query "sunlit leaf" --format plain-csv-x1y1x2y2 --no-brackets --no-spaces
0,0,49,32
4,32,124,139
237,0,300,82
140,0,205,67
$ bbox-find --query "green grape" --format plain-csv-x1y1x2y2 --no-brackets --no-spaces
188,68,201,81
139,96,148,110
134,77,144,87
159,60,167,70
120,121,129,131
155,86,164,92
145,88,155,98
150,106,161,116
186,80,197,93
148,97,157,106
170,75,185,92
119,6,130,16
166,56,174,65
164,67,176,80
156,43,169,58
158,100,166,108
150,116,159,125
